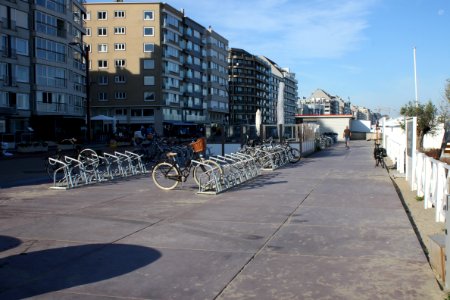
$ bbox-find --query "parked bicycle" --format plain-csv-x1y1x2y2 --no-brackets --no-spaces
373,142,386,168
152,137,222,190
44,138,99,179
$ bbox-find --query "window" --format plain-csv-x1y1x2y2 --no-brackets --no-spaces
144,76,155,85
114,27,126,34
98,44,108,52
15,38,29,56
98,60,108,68
114,10,125,18
114,75,126,83
98,92,108,101
115,91,127,100
98,75,108,85
97,27,107,36
84,12,91,20
143,43,154,52
143,27,154,36
143,59,154,69
114,43,125,51
144,11,154,20
144,91,155,101
16,93,30,110
115,108,127,115
97,11,107,20
115,59,125,67
42,92,52,103
86,28,91,36
143,109,154,116
36,37,65,63
15,65,29,83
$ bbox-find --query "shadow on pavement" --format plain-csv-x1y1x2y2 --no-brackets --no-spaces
0,235,22,252
0,242,161,299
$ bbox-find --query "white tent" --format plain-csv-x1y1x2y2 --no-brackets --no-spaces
91,115,115,121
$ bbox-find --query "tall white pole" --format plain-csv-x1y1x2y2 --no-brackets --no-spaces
413,47,419,106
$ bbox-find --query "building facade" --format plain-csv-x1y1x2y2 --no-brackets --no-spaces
84,2,228,137
299,89,352,116
228,48,270,126
1,0,87,143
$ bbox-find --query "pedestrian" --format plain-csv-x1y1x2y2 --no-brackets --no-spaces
343,126,351,149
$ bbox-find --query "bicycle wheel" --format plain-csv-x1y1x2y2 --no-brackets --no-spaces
192,160,222,186
78,149,99,172
152,162,180,190
288,148,301,163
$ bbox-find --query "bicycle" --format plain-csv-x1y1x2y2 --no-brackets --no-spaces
45,138,99,179
152,138,222,190
373,142,386,168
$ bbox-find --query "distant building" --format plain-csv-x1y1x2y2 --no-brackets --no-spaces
299,89,351,115
259,56,298,125
84,2,229,136
0,0,87,141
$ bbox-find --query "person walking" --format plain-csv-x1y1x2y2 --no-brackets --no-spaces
343,126,351,149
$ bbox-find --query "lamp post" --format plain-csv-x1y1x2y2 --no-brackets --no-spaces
69,42,91,143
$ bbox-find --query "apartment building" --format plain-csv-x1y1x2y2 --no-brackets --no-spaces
84,2,229,137
228,48,270,126
0,0,86,143
300,88,351,116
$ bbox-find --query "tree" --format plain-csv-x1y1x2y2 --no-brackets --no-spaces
446,79,450,103
400,100,438,149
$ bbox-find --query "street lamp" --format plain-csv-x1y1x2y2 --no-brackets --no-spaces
69,42,91,143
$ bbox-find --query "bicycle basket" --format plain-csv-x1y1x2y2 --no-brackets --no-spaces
190,137,206,153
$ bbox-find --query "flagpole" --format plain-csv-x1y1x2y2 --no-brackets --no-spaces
413,47,419,107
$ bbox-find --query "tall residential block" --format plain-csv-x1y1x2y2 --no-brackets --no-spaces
84,2,229,137
1,0,87,143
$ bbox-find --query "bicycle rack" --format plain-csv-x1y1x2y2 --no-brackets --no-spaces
48,149,151,190
191,159,223,194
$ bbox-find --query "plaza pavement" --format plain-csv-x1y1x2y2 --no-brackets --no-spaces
0,140,445,299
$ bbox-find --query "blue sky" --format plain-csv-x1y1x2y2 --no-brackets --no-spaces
89,0,450,117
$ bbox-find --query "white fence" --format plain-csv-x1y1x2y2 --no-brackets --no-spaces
385,130,449,223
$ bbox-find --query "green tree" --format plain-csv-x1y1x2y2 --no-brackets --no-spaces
400,100,438,149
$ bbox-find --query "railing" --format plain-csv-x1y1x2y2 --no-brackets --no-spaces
414,152,449,222
385,133,406,174
385,132,448,222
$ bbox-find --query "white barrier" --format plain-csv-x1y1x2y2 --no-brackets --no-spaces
414,152,449,222
385,132,449,223
385,133,406,174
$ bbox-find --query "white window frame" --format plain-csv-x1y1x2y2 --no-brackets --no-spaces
98,75,108,85
98,44,108,52
144,91,155,102
144,76,155,86
98,92,108,101
114,10,125,18
115,91,127,100
86,28,91,36
97,11,107,20
143,27,154,36
98,27,107,36
114,27,126,35
115,59,126,67
143,43,154,52
98,60,108,69
144,11,154,20
114,43,126,51
114,75,126,83
143,59,154,69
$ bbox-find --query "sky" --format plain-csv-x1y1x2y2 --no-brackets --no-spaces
89,0,450,117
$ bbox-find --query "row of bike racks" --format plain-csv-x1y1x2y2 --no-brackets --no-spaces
191,145,293,195
48,149,147,190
